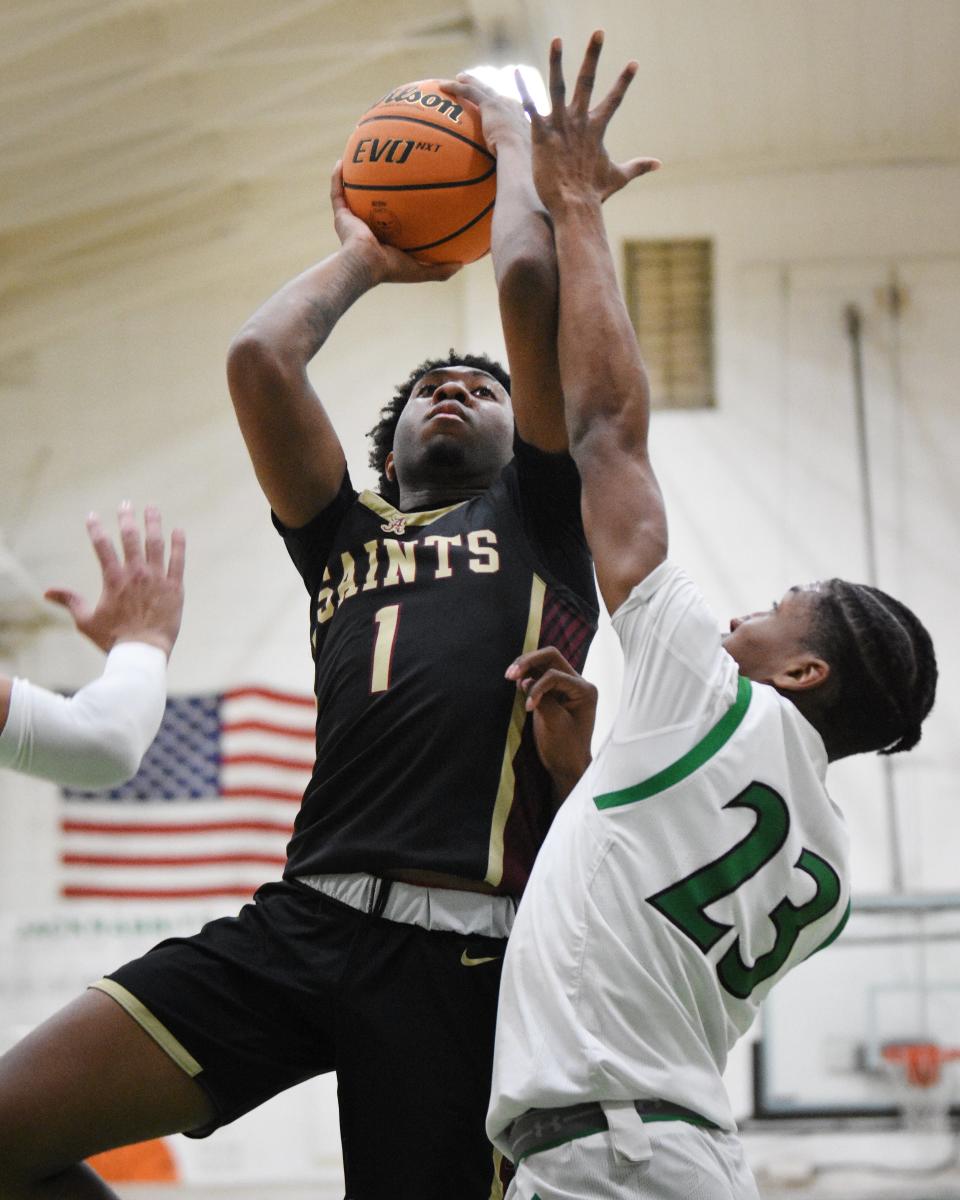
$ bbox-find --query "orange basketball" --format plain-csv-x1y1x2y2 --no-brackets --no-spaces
342,80,496,265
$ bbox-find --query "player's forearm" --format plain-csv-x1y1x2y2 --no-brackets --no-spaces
227,246,373,522
229,242,381,375
491,134,566,450
551,197,667,611
492,135,556,291
551,198,651,451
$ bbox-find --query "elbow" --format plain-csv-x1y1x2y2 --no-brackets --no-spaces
68,732,144,790
83,703,153,787
568,411,643,463
227,328,275,379
566,369,652,458
496,251,557,308
87,750,142,790
226,329,297,404
569,423,605,466
68,692,162,789
107,739,145,787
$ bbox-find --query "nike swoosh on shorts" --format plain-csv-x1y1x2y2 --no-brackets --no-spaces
460,951,501,967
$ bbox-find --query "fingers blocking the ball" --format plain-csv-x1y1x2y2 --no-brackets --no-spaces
341,79,496,265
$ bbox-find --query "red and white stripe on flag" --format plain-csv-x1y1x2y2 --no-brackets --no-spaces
59,687,315,901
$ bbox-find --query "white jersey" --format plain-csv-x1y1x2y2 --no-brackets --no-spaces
488,562,850,1148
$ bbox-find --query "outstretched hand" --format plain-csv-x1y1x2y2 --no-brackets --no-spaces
507,647,598,801
45,503,186,659
514,31,661,212
329,161,462,285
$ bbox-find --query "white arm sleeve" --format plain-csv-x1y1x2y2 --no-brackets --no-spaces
0,642,167,788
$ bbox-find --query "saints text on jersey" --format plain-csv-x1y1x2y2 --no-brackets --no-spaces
315,530,500,626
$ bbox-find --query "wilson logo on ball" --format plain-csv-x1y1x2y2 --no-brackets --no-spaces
378,86,465,125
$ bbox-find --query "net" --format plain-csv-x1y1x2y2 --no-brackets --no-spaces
881,1042,960,1132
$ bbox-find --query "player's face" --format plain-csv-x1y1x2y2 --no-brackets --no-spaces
390,367,514,485
722,584,822,681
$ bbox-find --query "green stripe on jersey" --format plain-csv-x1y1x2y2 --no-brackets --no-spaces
594,675,752,810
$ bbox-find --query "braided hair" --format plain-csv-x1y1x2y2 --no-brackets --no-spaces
808,580,937,757
367,350,511,505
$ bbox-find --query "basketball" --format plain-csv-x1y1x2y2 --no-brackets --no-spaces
342,80,496,265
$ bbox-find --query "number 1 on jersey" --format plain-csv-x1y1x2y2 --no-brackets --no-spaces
371,604,401,693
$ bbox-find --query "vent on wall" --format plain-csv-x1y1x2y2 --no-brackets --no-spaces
624,238,714,410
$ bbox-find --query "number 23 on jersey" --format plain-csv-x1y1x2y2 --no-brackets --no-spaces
646,782,845,1000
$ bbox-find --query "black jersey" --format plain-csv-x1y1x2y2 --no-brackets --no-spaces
275,437,597,895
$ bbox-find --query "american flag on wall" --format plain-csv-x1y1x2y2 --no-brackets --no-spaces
59,688,315,900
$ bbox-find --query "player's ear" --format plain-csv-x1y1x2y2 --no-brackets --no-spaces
384,451,396,482
771,655,830,693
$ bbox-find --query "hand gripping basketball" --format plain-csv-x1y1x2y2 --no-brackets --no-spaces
341,79,497,264
330,163,460,285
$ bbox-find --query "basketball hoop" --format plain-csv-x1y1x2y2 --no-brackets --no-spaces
881,1042,960,1132
881,1042,960,1088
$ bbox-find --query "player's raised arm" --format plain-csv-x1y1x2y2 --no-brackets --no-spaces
227,164,460,528
446,76,565,452
516,34,663,613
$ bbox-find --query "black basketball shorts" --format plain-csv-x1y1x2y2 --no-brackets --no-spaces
98,878,511,1200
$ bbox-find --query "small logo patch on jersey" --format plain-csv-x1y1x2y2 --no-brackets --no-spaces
460,950,500,967
381,516,407,535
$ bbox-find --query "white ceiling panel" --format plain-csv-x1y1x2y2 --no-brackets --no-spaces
1,0,958,363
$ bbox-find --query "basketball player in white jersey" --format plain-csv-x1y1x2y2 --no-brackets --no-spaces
0,504,184,788
487,33,938,1198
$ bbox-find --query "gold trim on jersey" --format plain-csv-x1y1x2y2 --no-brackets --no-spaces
90,978,203,1078
485,574,546,887
489,1147,505,1200
359,490,467,528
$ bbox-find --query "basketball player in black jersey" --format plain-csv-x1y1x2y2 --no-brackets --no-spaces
0,82,625,1200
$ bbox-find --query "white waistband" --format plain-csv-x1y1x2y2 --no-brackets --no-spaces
296,872,515,938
